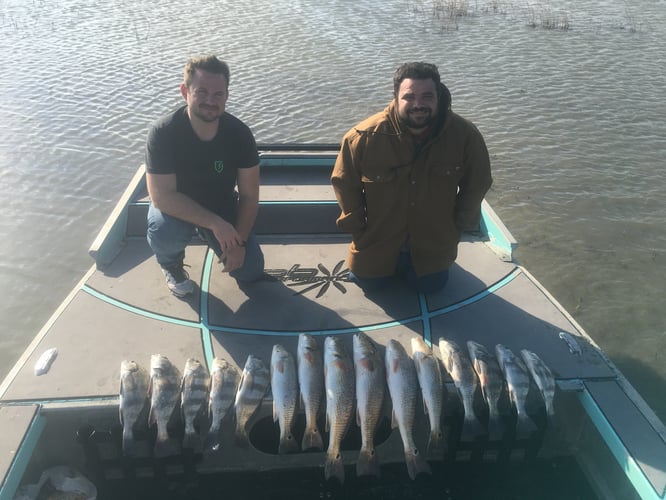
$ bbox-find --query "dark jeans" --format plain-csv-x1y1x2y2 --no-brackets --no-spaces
349,251,449,294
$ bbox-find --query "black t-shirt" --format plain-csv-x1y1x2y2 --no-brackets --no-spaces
145,106,259,221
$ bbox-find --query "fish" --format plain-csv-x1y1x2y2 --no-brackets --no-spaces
411,337,446,458
385,339,431,480
271,344,300,454
119,360,149,456
148,354,182,458
521,349,557,427
181,358,210,451
467,340,506,440
323,336,355,484
234,354,270,446
353,332,385,477
205,358,240,451
495,344,538,438
438,338,485,440
297,333,325,451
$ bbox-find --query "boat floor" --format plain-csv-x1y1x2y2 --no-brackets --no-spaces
1,151,665,499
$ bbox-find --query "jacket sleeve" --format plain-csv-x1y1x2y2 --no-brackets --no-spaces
331,134,367,234
454,125,493,232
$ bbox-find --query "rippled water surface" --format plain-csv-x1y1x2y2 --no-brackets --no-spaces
1,0,665,435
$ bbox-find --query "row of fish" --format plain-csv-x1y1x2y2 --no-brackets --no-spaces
118,333,557,484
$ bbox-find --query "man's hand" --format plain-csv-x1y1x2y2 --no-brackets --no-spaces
219,245,246,273
211,219,244,251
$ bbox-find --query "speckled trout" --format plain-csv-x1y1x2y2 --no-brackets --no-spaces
386,339,431,480
467,340,506,440
521,349,557,427
439,338,484,440
496,344,538,438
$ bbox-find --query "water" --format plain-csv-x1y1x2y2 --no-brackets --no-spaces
1,0,664,464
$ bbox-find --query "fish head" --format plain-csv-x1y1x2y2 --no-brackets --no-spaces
121,360,139,375
150,354,171,374
352,332,376,357
410,336,430,355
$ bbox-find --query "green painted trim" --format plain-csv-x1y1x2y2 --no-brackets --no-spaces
579,389,664,500
0,412,45,500
200,250,216,368
81,286,202,330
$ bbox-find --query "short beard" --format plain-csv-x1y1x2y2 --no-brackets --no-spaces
191,105,221,123
399,111,435,131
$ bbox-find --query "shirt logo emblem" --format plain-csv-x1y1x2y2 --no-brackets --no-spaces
214,161,224,173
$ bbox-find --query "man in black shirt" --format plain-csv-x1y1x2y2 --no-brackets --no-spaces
145,55,264,297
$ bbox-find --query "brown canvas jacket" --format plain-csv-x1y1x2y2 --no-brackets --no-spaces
331,86,492,277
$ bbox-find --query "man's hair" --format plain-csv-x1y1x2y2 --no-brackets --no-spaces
393,62,441,96
184,55,230,88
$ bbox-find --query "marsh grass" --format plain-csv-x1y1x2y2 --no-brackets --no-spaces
527,3,571,31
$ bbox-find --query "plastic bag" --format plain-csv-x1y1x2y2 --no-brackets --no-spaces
14,465,97,500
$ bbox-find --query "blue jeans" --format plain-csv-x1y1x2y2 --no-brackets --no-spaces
146,204,265,282
349,251,449,294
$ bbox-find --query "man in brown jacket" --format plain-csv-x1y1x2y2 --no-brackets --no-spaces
331,62,492,293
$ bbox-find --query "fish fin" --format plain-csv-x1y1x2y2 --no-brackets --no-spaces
153,436,180,458
390,410,397,429
122,426,134,456
426,429,446,459
461,414,486,441
324,451,345,484
204,428,221,452
148,405,155,426
302,427,324,451
422,396,429,416
182,431,202,452
235,426,250,447
487,415,505,441
273,401,278,423
278,432,300,454
515,413,538,439
356,447,380,478
405,449,431,480
325,413,330,433
356,407,361,428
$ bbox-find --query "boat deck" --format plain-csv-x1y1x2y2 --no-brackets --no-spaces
1,146,664,500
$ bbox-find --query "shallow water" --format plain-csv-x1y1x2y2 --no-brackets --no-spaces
1,0,664,435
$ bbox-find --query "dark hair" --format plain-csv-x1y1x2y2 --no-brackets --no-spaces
184,55,230,88
393,62,441,96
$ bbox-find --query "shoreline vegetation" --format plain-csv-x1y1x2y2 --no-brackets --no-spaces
410,0,644,32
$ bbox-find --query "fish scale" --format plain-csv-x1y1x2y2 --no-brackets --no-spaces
297,333,325,452
271,344,299,454
181,358,210,451
205,358,240,452
234,354,270,446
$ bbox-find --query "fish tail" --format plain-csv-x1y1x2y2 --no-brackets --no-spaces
487,415,505,441
356,446,380,478
278,432,300,454
203,427,221,452
235,426,250,447
302,427,324,451
182,430,202,451
426,428,446,459
461,414,485,440
404,449,431,480
122,426,135,456
515,412,538,439
153,436,180,458
324,450,345,484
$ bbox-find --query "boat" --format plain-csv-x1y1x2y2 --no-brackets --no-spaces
0,144,664,500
